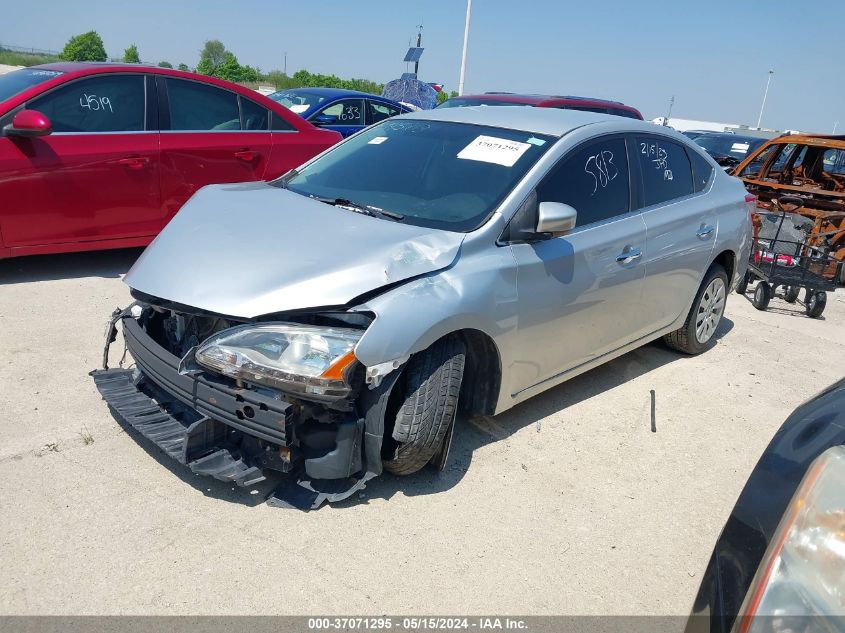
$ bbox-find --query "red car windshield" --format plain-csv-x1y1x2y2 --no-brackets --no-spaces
0,68,64,104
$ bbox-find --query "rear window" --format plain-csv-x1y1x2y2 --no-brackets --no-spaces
0,67,64,103
688,149,715,192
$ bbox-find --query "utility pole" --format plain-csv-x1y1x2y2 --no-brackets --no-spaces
834,121,839,134
664,95,674,126
284,52,287,76
756,69,774,129
414,24,423,75
458,0,472,95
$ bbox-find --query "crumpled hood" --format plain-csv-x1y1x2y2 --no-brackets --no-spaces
124,182,465,318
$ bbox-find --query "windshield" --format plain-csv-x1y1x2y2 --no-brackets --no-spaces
695,135,765,160
0,67,64,104
437,98,533,109
277,119,555,232
267,90,327,114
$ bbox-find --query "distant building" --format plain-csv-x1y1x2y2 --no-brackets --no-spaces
651,116,791,139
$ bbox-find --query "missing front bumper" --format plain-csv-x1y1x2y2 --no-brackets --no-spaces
92,316,400,510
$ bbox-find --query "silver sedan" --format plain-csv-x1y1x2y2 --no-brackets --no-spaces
94,106,753,508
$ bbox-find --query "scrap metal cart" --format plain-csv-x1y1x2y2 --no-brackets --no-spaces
737,195,843,318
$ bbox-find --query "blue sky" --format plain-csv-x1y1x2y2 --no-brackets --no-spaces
3,0,842,132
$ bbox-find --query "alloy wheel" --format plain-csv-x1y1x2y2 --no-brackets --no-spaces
695,277,726,344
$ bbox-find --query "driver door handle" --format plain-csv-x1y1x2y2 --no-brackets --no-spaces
616,247,642,264
234,149,257,161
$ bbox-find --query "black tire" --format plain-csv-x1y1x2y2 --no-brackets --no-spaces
736,271,751,295
805,291,827,318
382,335,465,476
752,281,771,311
664,264,728,355
783,286,800,303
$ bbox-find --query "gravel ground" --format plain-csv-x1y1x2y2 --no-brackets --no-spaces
1,248,843,615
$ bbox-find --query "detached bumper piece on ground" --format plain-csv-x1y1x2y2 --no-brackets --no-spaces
91,315,396,510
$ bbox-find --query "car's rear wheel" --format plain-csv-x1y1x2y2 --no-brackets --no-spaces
664,264,728,355
382,335,466,476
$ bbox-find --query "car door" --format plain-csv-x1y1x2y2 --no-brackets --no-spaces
634,134,718,331
0,73,161,248
310,98,365,137
509,135,649,396
158,77,271,219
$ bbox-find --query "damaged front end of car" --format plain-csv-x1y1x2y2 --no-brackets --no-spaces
91,297,409,510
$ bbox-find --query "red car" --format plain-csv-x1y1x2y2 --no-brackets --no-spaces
438,92,643,119
0,63,341,259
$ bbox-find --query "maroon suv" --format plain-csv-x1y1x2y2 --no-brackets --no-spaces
438,92,643,119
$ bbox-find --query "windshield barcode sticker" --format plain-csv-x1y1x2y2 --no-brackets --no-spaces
368,136,388,144
457,135,532,167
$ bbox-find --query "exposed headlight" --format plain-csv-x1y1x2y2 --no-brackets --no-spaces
195,323,362,400
737,446,845,632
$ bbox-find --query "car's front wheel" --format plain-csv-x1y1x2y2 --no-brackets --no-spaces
664,264,728,355
382,335,466,476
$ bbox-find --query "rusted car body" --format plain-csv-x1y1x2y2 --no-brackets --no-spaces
733,135,845,282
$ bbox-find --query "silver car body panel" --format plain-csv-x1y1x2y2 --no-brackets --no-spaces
124,182,465,318
124,107,751,415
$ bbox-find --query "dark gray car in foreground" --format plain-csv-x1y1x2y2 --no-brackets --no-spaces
93,107,752,508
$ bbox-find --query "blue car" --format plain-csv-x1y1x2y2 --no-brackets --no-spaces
267,87,412,137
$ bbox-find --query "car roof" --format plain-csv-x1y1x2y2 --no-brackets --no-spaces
277,87,373,98
765,134,845,149
458,92,624,105
39,61,159,72
696,132,764,142
405,105,661,138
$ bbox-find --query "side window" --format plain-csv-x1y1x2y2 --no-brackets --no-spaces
740,144,779,178
166,78,240,131
688,149,714,192
241,97,269,131
635,136,694,206
822,148,845,175
368,100,400,124
271,111,295,131
536,137,630,227
315,99,364,126
28,74,145,133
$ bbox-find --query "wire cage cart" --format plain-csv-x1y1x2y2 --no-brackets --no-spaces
737,195,843,318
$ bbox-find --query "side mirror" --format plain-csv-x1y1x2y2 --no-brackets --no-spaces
4,109,52,137
311,114,336,126
537,202,577,235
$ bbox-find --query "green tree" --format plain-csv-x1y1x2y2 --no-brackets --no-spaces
60,31,107,62
177,63,190,72
197,39,228,75
436,90,448,104
158,60,173,68
123,44,140,63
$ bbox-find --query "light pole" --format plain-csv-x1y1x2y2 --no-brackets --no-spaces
834,121,839,134
458,0,472,96
756,69,774,129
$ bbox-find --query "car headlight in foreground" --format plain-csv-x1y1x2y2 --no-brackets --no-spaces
195,323,362,400
737,446,845,632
